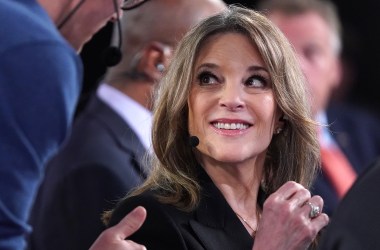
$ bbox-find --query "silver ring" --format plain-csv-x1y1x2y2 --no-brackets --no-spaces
306,202,320,219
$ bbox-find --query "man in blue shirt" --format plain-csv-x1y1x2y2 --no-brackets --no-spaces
0,0,147,249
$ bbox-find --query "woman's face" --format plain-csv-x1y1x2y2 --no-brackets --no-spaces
188,32,281,166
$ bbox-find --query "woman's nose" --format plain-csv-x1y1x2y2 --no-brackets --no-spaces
219,82,245,111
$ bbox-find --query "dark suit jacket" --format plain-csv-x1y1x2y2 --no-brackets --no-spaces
109,167,255,250
28,96,148,250
311,104,380,216
318,158,380,249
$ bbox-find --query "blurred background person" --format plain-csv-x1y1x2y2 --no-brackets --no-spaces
29,1,226,250
258,0,380,216
318,157,380,249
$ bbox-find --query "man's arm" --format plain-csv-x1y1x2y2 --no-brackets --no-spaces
0,42,81,249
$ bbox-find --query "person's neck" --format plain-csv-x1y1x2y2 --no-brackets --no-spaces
107,80,154,111
211,162,261,237
202,158,263,220
59,24,83,51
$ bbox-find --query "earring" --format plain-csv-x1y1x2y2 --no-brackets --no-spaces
156,63,165,73
275,127,283,134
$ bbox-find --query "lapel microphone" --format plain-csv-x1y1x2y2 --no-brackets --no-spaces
189,136,200,148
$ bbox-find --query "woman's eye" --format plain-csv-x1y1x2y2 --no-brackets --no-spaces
197,72,218,85
246,75,268,88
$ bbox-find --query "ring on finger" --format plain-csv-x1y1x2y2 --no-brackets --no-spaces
306,202,320,219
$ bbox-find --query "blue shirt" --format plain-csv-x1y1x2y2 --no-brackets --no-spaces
0,0,82,249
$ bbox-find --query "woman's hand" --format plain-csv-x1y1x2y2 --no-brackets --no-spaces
252,181,329,250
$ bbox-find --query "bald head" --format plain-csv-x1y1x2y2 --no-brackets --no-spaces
122,0,225,46
106,0,226,83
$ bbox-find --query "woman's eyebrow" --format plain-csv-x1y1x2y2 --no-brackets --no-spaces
195,63,219,71
247,65,269,73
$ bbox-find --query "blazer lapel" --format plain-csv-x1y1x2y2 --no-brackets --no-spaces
85,95,149,177
189,168,253,250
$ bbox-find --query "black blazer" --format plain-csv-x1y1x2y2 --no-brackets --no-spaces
109,167,256,250
29,96,148,250
318,158,380,249
311,104,380,215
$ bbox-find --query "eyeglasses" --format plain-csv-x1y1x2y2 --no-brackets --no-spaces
122,0,150,11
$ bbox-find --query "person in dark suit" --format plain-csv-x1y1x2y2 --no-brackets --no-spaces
314,105,380,214
29,95,149,250
317,158,380,249
28,1,226,250
105,6,329,249
259,0,380,216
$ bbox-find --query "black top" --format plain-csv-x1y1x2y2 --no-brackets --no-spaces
109,166,265,250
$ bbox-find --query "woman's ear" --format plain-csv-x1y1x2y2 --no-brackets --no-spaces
136,41,172,82
275,113,287,135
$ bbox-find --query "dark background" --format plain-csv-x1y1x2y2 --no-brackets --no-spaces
79,0,380,117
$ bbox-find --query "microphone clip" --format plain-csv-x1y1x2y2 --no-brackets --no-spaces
189,136,199,148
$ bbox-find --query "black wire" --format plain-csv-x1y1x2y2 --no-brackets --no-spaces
113,0,122,50
58,0,86,29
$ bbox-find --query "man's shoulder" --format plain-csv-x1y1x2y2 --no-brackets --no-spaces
0,1,69,54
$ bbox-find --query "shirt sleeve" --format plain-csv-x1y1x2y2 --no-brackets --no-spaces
0,41,82,249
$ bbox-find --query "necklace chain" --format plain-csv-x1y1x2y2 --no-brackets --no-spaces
235,212,258,237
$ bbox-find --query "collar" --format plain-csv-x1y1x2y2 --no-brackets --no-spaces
84,96,149,177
